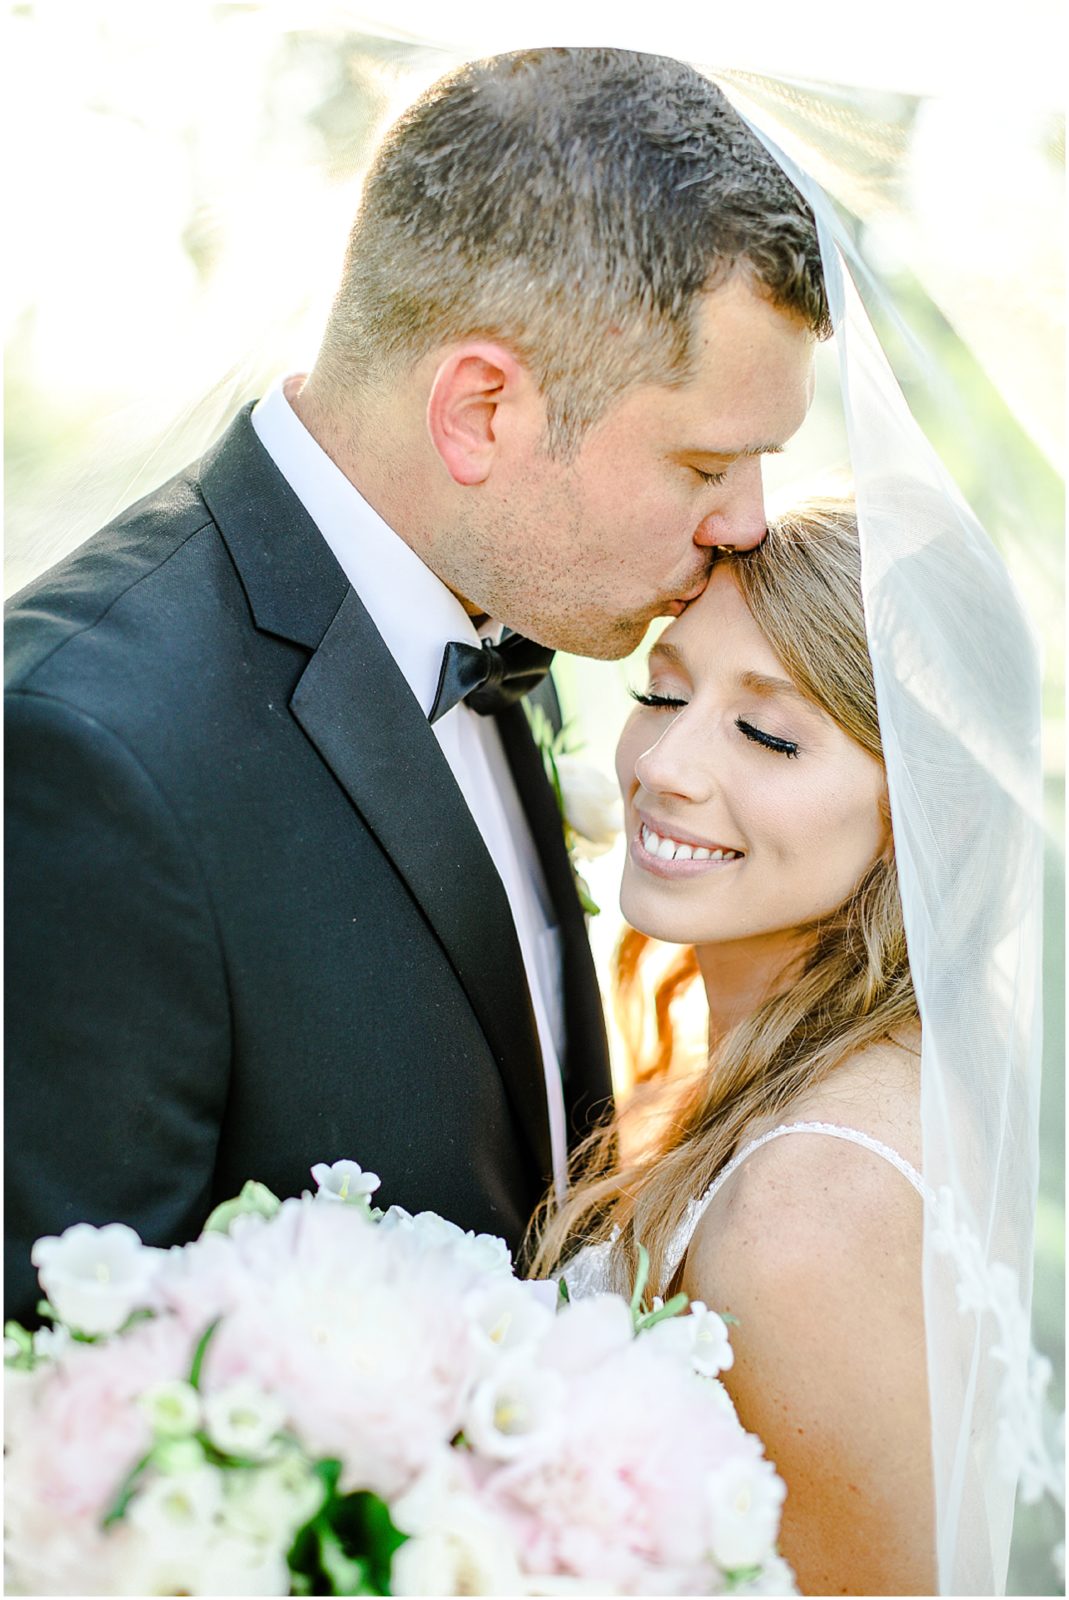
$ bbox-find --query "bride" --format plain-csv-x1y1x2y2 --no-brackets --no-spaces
534,500,935,1595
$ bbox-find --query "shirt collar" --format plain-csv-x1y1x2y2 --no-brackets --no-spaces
251,377,488,716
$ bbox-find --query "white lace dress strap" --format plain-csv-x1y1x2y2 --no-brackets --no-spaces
662,1120,932,1289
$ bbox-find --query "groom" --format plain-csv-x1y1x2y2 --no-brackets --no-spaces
5,48,824,1323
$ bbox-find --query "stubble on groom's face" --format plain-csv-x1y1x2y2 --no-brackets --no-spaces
439,282,816,660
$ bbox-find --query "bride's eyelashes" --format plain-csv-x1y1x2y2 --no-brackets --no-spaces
629,689,801,757
736,717,800,758
629,687,687,711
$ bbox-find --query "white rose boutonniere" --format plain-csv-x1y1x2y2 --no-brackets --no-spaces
526,705,623,915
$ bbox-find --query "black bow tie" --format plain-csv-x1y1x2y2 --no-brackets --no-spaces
428,631,555,724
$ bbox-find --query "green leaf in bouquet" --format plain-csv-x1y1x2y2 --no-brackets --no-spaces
287,1467,407,1597
557,1276,571,1305
101,1448,155,1528
635,1291,690,1333
629,1242,651,1324
331,1491,408,1595
188,1317,221,1391
203,1179,281,1235
4,1320,35,1370
574,870,601,917
724,1564,763,1590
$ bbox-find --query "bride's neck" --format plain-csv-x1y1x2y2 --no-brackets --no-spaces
695,932,810,1050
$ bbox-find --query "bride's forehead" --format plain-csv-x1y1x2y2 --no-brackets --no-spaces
657,571,783,670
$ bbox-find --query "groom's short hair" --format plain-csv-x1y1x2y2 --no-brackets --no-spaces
318,47,830,457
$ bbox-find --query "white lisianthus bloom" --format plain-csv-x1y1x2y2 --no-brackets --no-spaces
203,1380,286,1459
706,1456,787,1572
222,1453,325,1543
140,1378,203,1438
555,755,623,859
127,1463,226,1541
464,1355,566,1460
310,1159,381,1205
30,1222,164,1335
391,1461,523,1598
115,1526,291,1598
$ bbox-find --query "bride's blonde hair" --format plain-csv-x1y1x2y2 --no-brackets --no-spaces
530,499,918,1294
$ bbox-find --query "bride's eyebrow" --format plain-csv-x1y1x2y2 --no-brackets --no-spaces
647,640,687,672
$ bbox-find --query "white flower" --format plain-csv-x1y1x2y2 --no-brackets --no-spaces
706,1456,786,1572
391,1458,523,1596
464,1354,565,1459
555,755,623,858
381,1206,513,1275
30,1221,163,1335
139,1378,202,1437
465,1277,556,1370
688,1302,735,1378
31,1323,72,1361
221,1453,325,1543
310,1159,381,1205
116,1525,291,1597
127,1463,225,1541
203,1380,286,1459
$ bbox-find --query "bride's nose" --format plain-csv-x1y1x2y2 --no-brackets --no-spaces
632,711,712,803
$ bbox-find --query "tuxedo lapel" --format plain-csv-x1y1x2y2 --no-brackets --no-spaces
199,409,553,1179
495,706,613,1143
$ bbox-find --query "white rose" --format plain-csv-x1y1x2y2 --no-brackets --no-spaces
707,1456,787,1572
203,1380,287,1459
555,756,623,858
310,1159,381,1204
30,1222,164,1335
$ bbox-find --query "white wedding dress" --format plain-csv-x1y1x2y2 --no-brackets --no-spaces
562,1121,929,1301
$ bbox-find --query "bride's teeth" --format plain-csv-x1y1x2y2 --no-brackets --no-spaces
641,825,655,851
710,849,724,861
692,847,711,861
674,843,694,861
656,835,677,860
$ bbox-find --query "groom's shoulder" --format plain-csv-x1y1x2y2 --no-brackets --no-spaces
5,464,221,693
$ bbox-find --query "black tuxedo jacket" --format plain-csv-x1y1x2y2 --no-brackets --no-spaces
4,406,612,1324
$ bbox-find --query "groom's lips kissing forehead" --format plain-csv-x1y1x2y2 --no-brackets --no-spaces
632,808,746,877
662,569,714,618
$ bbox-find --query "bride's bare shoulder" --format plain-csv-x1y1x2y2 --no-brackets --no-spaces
681,1026,924,1303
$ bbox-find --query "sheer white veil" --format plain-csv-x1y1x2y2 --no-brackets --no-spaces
734,118,1049,1592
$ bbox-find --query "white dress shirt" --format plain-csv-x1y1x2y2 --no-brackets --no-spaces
251,379,568,1197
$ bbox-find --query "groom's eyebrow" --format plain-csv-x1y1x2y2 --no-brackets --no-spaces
689,443,785,461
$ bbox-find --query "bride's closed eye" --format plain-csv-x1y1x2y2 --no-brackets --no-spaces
629,688,687,711
736,717,800,758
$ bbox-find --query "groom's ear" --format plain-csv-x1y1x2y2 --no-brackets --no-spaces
426,343,538,486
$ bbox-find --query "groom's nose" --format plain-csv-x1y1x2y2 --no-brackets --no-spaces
693,457,767,552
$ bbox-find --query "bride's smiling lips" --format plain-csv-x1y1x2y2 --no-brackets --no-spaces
631,808,746,878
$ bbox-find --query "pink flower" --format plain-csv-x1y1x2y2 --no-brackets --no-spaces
5,1315,191,1594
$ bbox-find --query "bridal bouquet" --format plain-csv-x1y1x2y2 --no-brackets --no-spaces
5,1163,795,1597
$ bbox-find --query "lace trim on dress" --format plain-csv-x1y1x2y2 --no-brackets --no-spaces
662,1120,932,1288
